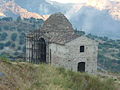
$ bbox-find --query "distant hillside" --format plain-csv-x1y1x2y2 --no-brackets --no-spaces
86,33,120,72
14,0,120,38
0,60,117,90
1,0,120,38
0,17,44,59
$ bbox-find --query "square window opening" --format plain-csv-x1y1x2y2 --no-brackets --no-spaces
80,46,84,52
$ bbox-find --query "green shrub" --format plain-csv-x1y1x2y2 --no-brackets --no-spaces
3,26,10,30
0,43,4,50
0,32,8,41
11,33,17,41
5,41,12,47
17,46,21,50
19,33,25,45
1,17,13,21
0,56,10,63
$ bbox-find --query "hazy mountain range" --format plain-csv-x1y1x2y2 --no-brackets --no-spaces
0,0,120,39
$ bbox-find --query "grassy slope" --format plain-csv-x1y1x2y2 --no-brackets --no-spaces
0,60,118,90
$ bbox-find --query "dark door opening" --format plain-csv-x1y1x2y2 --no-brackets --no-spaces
78,62,85,72
37,38,46,63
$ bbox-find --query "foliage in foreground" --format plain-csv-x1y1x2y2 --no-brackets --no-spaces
0,60,117,90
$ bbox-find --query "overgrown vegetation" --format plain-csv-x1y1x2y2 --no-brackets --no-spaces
0,60,117,90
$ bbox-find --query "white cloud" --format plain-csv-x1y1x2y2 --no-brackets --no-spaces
48,0,87,4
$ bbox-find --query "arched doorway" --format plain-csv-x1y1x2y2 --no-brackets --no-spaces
37,38,46,63
78,62,85,72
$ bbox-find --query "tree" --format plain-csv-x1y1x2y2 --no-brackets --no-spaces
75,29,85,36
1,17,13,21
19,33,25,45
29,17,36,23
11,33,17,41
5,41,12,47
37,19,44,24
0,43,4,50
11,43,16,48
0,32,8,41
17,46,21,50
22,46,26,52
17,16,22,22
0,27,2,31
3,26,9,30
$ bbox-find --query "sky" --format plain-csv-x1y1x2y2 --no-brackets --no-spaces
48,0,88,3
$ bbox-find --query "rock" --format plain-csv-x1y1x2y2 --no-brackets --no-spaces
0,72,5,77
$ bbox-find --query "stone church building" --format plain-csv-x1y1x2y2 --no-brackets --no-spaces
26,13,98,74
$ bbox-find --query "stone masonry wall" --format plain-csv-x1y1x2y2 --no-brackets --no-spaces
49,43,68,68
49,36,98,74
65,36,98,74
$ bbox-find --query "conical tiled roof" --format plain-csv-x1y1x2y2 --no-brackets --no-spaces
28,13,80,44
41,12,74,33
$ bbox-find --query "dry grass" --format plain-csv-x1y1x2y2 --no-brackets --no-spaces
0,60,117,90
